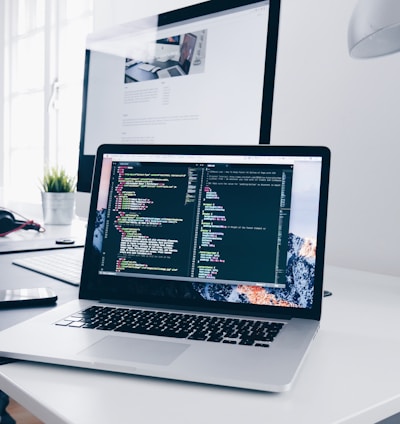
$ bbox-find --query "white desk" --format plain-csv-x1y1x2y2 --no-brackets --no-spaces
0,264,400,424
0,217,86,329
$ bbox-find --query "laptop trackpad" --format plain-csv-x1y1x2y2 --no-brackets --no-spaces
79,336,189,366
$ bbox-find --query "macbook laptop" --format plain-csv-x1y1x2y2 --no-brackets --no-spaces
0,144,330,392
157,33,197,78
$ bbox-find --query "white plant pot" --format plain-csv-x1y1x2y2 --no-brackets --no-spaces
41,192,75,225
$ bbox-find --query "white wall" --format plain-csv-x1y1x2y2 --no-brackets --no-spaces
91,0,400,277
272,0,400,277
0,1,5,192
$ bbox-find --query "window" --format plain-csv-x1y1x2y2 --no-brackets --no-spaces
1,0,93,203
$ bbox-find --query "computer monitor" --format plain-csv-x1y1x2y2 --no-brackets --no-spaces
77,0,281,192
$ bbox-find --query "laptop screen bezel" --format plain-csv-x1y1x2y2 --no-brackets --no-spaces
80,144,330,321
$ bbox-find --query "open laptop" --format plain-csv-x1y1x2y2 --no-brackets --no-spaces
157,33,197,78
0,144,330,392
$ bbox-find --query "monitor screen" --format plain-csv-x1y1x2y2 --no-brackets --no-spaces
77,0,281,192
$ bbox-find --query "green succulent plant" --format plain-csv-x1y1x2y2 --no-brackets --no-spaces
41,167,76,193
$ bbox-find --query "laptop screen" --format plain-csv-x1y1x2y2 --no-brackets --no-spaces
82,145,330,318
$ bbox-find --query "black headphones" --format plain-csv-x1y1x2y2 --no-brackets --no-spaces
0,209,43,237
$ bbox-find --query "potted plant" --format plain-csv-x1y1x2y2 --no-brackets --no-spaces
40,167,76,225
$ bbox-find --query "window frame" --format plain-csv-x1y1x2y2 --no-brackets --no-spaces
1,0,93,204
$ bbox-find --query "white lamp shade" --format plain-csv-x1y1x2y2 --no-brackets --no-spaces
348,0,400,58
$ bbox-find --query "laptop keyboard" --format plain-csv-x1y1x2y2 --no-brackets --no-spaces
56,306,284,348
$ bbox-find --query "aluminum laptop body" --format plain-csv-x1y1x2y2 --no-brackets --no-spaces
157,33,197,78
0,144,330,392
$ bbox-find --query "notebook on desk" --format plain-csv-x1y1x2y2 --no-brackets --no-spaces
0,144,330,392
0,237,85,254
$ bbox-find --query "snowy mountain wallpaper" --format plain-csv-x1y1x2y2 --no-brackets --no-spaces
192,233,316,308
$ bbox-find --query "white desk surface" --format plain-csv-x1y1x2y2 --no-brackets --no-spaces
0,265,400,424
